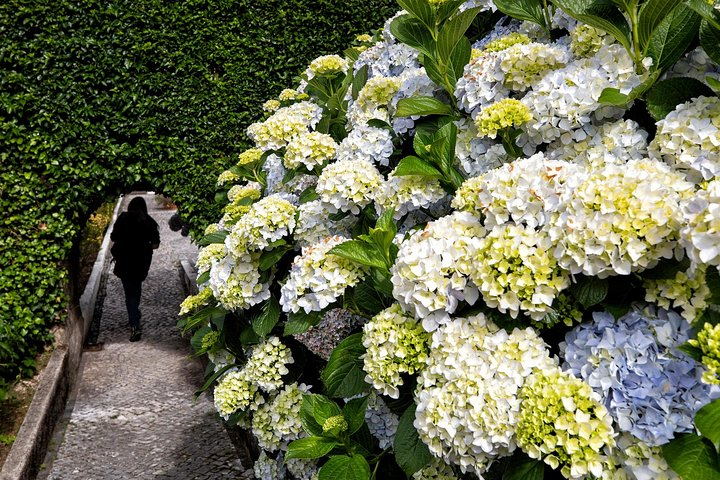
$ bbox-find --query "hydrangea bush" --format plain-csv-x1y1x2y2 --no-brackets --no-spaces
179,0,720,478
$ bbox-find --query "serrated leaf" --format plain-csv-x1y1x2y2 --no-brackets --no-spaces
352,64,369,101
494,0,546,27
394,404,433,475
391,15,435,59
661,434,720,480
196,270,210,286
553,0,632,52
569,276,608,308
304,393,343,427
395,155,443,178
330,240,387,269
695,399,720,451
503,453,545,480
199,230,228,246
375,207,396,235
645,77,716,120
350,281,386,316
258,244,292,271
422,54,447,90
685,0,720,30
437,7,480,62
322,333,367,398
395,96,454,117
678,342,703,362
397,0,435,32
318,455,371,480
343,395,369,435
300,186,319,204
286,436,339,460
646,4,700,71
598,87,630,106
195,363,234,397
284,309,323,335
701,19,720,65
252,296,280,337
638,0,683,49
447,36,472,88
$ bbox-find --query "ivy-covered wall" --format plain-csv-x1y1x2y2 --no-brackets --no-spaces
0,0,398,397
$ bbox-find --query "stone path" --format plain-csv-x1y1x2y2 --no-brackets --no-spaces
39,193,252,480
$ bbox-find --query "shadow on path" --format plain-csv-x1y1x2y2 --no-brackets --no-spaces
39,193,250,480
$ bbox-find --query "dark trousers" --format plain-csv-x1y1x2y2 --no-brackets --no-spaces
121,278,143,329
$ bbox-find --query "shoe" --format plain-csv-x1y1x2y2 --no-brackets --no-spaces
129,327,142,342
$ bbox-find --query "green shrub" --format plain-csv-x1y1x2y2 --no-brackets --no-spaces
0,0,398,397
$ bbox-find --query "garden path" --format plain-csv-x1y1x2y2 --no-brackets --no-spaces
39,193,252,480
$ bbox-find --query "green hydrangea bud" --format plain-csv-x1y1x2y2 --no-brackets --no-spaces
322,415,348,436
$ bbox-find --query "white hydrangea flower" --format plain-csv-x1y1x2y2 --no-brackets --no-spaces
452,153,585,228
262,153,287,196
666,47,720,85
251,383,310,451
253,451,286,480
412,457,459,480
293,200,357,247
247,101,323,150
375,171,447,220
550,158,694,278
207,349,236,373
196,242,227,276
649,96,720,182
459,0,497,12
305,54,349,79
354,37,420,78
280,236,370,314
315,158,383,214
226,195,297,255
545,119,649,169
470,223,571,320
208,253,270,311
391,212,486,331
455,50,509,115
415,314,557,475
283,131,338,171
644,265,710,323
286,458,319,480
390,67,439,135
365,392,400,450
245,336,294,393
499,42,570,92
454,118,505,178
213,369,263,420
521,44,645,147
601,433,679,480
681,179,720,266
570,24,611,58
362,304,431,398
336,124,394,166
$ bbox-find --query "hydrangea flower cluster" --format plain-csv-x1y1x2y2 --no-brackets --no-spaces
251,382,309,451
689,322,720,385
415,314,557,474
226,195,297,254
375,171,446,220
570,24,607,58
411,458,458,480
391,212,485,331
474,98,533,139
482,32,531,53
315,158,384,214
336,123,394,166
470,224,571,319
208,251,269,310
550,159,693,277
499,42,570,91
515,366,616,479
603,432,679,480
643,265,710,322
213,369,261,420
362,304,430,398
562,308,718,445
681,179,720,266
306,54,349,79
244,336,294,392
365,392,400,449
247,101,323,150
650,96,720,182
283,131,338,171
293,200,356,247
280,236,369,314
179,287,213,315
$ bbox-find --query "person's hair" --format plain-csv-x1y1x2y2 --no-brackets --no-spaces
127,197,148,215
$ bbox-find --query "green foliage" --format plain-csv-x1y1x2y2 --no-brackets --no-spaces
645,77,716,120
394,404,433,475
0,0,398,398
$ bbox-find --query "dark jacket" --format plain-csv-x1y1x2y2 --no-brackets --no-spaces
110,210,160,281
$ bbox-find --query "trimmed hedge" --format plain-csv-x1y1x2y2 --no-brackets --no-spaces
0,0,398,397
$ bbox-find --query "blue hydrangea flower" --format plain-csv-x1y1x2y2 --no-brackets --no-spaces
561,305,720,446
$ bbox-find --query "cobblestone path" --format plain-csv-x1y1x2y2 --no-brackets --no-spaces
40,193,251,480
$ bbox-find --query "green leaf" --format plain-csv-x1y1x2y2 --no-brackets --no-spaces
284,309,323,335
662,434,720,480
696,399,720,451
352,65,369,101
286,436,339,460
701,19,720,65
252,296,280,337
422,54,447,90
395,96,454,117
300,186,320,204
304,393,343,427
638,0,683,49
503,453,545,480
598,87,630,106
646,4,700,71
394,404,433,475
349,281,386,316
553,0,632,52
180,305,227,332
196,270,210,286
330,240,387,269
199,230,228,246
447,36,472,88
437,7,480,63
376,207,397,235
343,395,369,435
707,267,720,304
394,155,443,178
258,244,293,272
568,276,608,308
645,77,716,120
436,0,466,24
322,333,368,398
708,76,720,94
318,455,371,480
195,363,234,397
494,0,547,27
391,16,436,59
301,396,325,436
685,0,720,30
397,0,436,32
678,342,703,361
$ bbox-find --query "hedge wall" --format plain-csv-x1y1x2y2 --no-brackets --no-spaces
0,0,398,397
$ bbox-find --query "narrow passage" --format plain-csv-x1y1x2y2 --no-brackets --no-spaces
40,193,250,480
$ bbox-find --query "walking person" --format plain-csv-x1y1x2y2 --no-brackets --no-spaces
110,196,160,342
